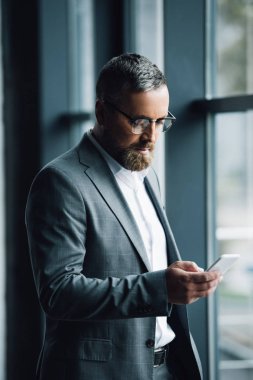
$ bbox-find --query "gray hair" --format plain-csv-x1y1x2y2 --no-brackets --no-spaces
96,53,167,105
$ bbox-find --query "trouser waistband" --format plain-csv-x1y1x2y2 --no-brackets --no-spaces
153,345,169,367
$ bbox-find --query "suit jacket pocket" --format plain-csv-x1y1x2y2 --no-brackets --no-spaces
80,338,112,361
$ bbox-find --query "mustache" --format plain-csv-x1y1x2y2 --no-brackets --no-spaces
130,142,155,150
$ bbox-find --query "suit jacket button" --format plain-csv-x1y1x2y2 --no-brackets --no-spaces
146,339,155,348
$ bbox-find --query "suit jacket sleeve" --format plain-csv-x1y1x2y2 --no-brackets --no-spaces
26,165,170,321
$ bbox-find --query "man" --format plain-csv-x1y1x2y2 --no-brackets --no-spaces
26,53,220,380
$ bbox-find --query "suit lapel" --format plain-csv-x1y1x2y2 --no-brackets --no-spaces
145,171,182,264
77,134,152,271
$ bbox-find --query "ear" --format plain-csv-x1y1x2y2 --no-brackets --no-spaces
95,99,105,125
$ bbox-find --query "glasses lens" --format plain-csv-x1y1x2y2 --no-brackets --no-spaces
163,118,173,132
132,119,149,134
132,117,174,134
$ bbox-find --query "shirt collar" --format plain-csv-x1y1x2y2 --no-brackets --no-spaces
87,129,148,188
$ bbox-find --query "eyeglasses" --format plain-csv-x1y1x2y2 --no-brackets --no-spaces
104,100,176,135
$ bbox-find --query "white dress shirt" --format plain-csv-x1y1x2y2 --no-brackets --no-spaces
88,130,175,348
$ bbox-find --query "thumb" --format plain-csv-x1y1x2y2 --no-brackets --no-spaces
173,261,201,273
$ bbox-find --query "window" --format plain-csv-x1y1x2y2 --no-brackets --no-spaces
215,0,253,96
37,1,253,378
215,112,253,378
207,0,253,378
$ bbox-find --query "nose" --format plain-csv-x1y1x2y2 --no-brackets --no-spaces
142,121,157,143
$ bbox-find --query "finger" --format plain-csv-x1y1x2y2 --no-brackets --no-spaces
182,284,218,304
188,279,221,294
181,271,221,284
192,285,218,299
173,261,200,272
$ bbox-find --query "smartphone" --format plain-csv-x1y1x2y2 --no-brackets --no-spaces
207,254,240,275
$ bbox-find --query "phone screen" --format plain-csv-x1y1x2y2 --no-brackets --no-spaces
207,254,240,274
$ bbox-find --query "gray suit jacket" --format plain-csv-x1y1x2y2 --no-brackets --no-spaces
26,133,203,380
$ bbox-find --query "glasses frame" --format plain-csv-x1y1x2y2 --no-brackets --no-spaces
103,100,176,134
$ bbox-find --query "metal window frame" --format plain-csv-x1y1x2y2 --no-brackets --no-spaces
192,95,253,114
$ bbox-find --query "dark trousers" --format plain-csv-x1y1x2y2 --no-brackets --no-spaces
153,363,175,380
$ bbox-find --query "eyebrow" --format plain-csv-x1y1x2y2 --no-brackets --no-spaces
131,113,168,120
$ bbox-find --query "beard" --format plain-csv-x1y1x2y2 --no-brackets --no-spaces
118,142,155,171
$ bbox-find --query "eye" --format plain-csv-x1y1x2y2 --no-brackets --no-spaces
156,119,165,126
133,119,149,128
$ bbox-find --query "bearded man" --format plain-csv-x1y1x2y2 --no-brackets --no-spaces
26,53,220,380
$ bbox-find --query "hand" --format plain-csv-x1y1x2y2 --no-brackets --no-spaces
166,261,222,305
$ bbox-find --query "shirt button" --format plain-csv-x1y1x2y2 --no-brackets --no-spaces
146,339,155,348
